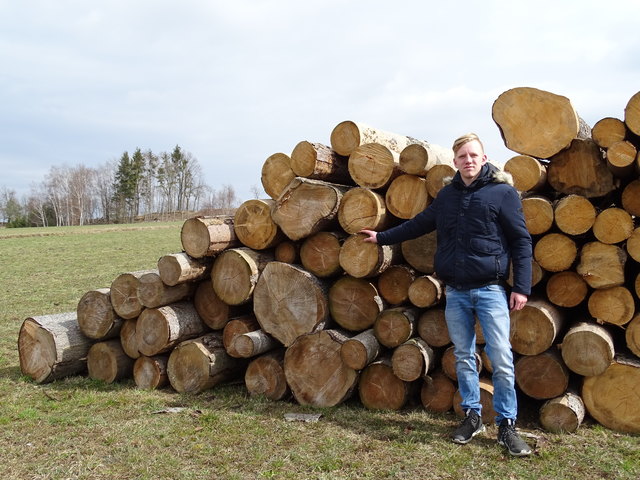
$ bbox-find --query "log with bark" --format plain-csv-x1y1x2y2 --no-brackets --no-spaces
420,371,456,413
358,356,416,411
401,231,437,274
231,329,280,359
157,252,212,286
137,271,194,309
330,120,426,157
560,322,615,377
337,187,391,234
290,141,352,185
384,174,430,219
348,143,401,190
120,318,141,359
625,314,640,357
587,286,635,326
592,207,634,245
244,349,289,400
398,142,454,177
417,307,450,348
233,199,285,250
339,233,401,278
533,233,577,273
592,117,627,149
606,140,638,178
545,271,588,308
261,152,295,200
391,337,435,382
553,194,596,236
180,216,238,258
87,339,134,383
77,288,123,340
621,179,640,216
425,164,456,198
274,239,300,264
522,195,554,236
509,298,564,356
373,306,419,348
377,264,415,306
539,391,586,433
441,345,482,382
328,276,385,332
193,280,250,331
299,231,345,278
133,354,170,390
503,155,547,192
515,349,569,400
110,270,154,320
575,241,627,289
408,275,444,308
340,328,383,371
222,315,260,358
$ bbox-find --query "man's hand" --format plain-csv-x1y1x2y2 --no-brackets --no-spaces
360,229,378,244
509,292,528,311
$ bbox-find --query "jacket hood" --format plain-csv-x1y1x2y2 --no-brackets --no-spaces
444,162,514,188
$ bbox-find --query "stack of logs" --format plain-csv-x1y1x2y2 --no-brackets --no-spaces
18,87,640,435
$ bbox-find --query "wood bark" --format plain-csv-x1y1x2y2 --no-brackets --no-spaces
374,306,419,348
110,270,154,320
592,207,634,245
261,152,295,200
592,117,627,148
133,354,170,390
337,187,391,234
420,371,456,413
233,199,285,250
560,322,615,377
553,194,596,236
87,339,134,383
193,280,250,331
284,329,358,407
348,143,401,190
398,142,454,176
408,275,444,308
401,231,437,274
299,231,345,278
515,349,570,400
510,298,564,356
358,357,416,411
340,328,382,370
384,174,430,219
624,90,640,136
503,155,547,192
180,216,238,258
328,276,385,332
18,312,92,384
77,288,123,340
587,286,635,326
576,241,627,289
244,349,289,400
157,252,212,287
231,329,280,359
377,264,415,306
138,271,194,308
522,195,554,236
453,378,496,423
222,315,260,358
339,233,401,278
417,307,450,348
290,141,352,184
533,233,577,273
253,262,330,347
545,271,588,308
539,391,586,433
211,247,274,305
391,337,435,382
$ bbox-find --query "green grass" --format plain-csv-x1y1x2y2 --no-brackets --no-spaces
1,223,638,480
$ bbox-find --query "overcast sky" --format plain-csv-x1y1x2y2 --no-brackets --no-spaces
1,0,639,203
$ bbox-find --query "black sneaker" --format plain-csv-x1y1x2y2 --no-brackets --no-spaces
452,409,484,444
497,419,532,456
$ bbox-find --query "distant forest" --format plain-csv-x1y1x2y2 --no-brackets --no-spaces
0,145,258,227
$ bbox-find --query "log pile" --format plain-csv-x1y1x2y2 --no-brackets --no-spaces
17,87,640,435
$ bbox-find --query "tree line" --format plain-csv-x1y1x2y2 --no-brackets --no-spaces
1,145,254,227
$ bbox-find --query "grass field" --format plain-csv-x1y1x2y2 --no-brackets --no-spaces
0,223,638,480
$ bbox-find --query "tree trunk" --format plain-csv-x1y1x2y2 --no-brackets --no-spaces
261,152,295,200
337,186,391,234
592,117,627,148
244,349,289,400
417,307,450,348
328,276,385,332
348,143,401,190
87,339,134,383
391,337,435,382
553,194,596,236
231,329,280,359
339,233,401,278
408,275,444,308
576,241,627,289
358,357,416,411
211,247,274,306
284,329,358,407
192,280,250,331
377,264,416,306
492,86,587,158
374,306,419,348
625,314,640,357
180,216,238,258
234,199,285,250
453,378,496,424
299,231,345,278
587,286,635,326
77,288,123,340
110,270,155,320
401,231,437,274
592,207,634,245
274,239,300,264
119,318,140,359
510,297,564,355
621,179,640,216
330,120,425,157
421,371,456,413
157,252,212,286
504,155,547,192
545,271,588,308
167,332,247,394
398,142,454,176
290,141,352,184
425,164,456,198
221,315,260,358
560,322,615,377
522,195,554,235
138,271,194,309
606,140,637,178
515,349,569,400
582,355,640,433
133,354,170,390
18,312,92,383
624,90,640,136
384,174,430,219
533,233,577,273
271,177,349,241
539,391,586,433
253,262,330,347
136,301,209,356
442,345,482,381
340,328,382,370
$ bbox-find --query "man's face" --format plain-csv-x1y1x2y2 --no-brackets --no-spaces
453,139,487,185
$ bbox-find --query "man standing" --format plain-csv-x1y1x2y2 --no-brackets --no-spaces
361,133,533,456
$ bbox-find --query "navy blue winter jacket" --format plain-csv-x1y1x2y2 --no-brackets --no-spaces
377,163,532,295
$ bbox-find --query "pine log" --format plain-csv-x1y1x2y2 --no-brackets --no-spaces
290,141,352,184
453,378,496,423
401,231,437,274
553,194,596,236
136,301,209,356
328,276,385,332
628,228,640,263
340,328,382,370
337,187,391,234
606,140,638,177
193,280,250,331
157,252,212,286
167,332,246,394
417,307,450,348
624,90,640,136
377,264,415,306
18,312,92,383
253,262,330,347
234,199,285,250
592,207,634,245
77,288,123,340
621,179,640,216
180,216,238,258
374,306,419,348
515,349,569,400
533,233,577,273
87,339,134,383
492,87,587,158
587,286,635,326
274,240,300,264
561,322,615,377
576,241,627,289
398,142,454,176
119,318,140,359
261,152,295,200
545,271,588,308
222,315,260,358
133,354,169,390
138,271,194,308
271,177,349,241
284,329,358,407
547,139,616,198
539,391,586,433
582,355,640,433
421,371,456,413
408,275,444,308
231,329,280,359
391,337,435,382
442,345,482,382
348,143,401,190
503,155,547,192
244,349,289,400
210,247,274,306
510,298,564,355
592,117,627,148
330,120,424,157
339,233,401,278
522,195,554,235
425,164,456,198
625,314,640,357
299,231,345,278
110,270,154,320
358,357,416,411
385,174,430,219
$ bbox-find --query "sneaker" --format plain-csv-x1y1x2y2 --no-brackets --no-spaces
497,419,532,456
452,409,485,444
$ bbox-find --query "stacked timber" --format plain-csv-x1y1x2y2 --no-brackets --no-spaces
17,87,640,436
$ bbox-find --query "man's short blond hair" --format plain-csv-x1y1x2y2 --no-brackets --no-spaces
452,133,484,154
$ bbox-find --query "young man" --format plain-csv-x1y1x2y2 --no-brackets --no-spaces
361,133,533,456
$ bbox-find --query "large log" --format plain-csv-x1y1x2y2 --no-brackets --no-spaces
533,233,577,273
110,270,154,320
503,155,547,192
587,286,635,326
621,179,640,216
515,349,569,400
374,306,419,348
157,252,212,286
290,141,352,184
193,280,250,331
340,328,382,370
408,275,444,308
401,231,437,274
261,152,295,200
18,312,92,383
348,143,401,190
284,329,358,407
377,264,415,306
560,322,615,377
167,332,246,394
339,233,401,278
522,195,554,236
271,177,349,241
425,164,456,198
576,241,627,289
624,90,640,136
384,174,430,219
539,391,586,433
509,298,564,356
592,207,634,245
358,357,416,411
180,216,238,258
87,339,134,383
233,199,285,250
299,231,345,278
137,271,194,309
133,354,170,390
244,349,289,400
391,337,435,382
420,371,456,413
606,140,637,178
545,271,588,308
592,117,627,149
553,194,596,236
328,276,385,332
253,262,330,347
330,120,424,157
417,307,450,348
398,142,454,176
337,187,391,234
77,288,123,340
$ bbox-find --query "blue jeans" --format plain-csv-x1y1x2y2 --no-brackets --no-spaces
445,284,517,424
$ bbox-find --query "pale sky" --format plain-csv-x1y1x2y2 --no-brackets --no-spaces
1,0,639,203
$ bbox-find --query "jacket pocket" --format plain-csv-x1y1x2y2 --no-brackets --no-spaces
470,237,503,254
